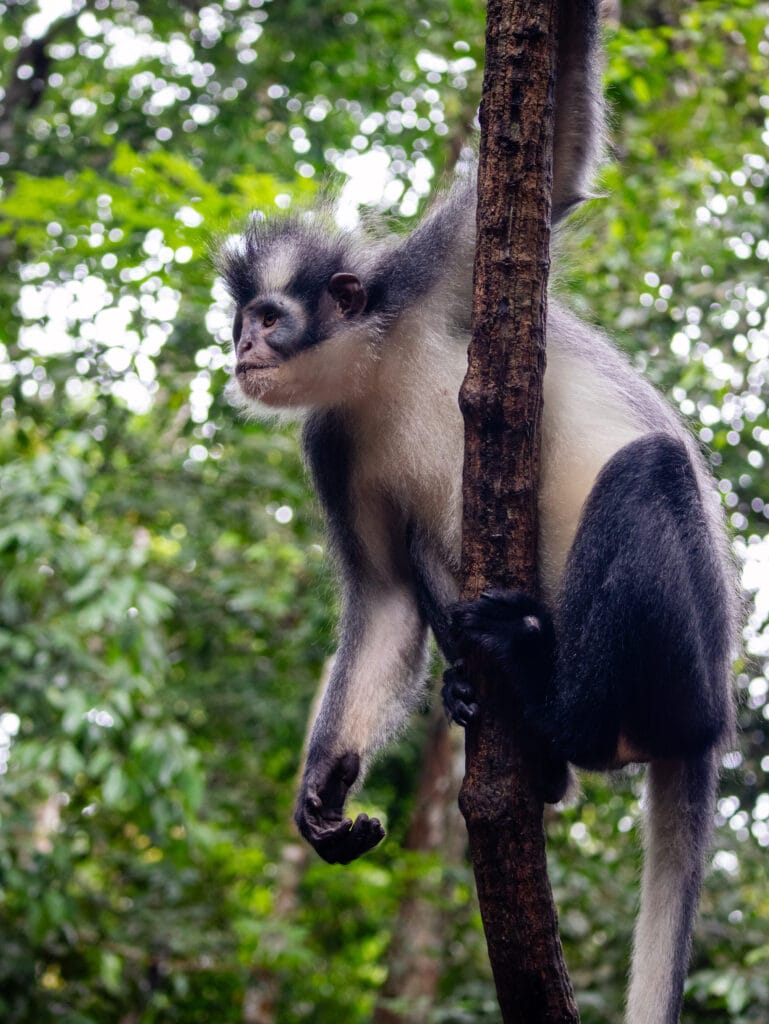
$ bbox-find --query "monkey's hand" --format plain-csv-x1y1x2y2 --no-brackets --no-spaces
441,660,479,726
449,589,555,670
295,751,385,865
443,591,553,725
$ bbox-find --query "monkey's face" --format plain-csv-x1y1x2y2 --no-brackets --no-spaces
233,294,307,401
231,273,374,410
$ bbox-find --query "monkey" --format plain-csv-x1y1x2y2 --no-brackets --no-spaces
216,3,738,1022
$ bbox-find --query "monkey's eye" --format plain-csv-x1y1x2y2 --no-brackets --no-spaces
262,309,278,328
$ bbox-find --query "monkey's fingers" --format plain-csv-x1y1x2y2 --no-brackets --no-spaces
442,663,479,726
302,812,385,865
341,813,386,863
449,590,553,664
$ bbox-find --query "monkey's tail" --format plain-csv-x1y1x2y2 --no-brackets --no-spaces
625,752,718,1024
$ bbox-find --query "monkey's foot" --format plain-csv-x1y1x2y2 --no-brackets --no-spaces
443,658,571,802
540,758,574,804
295,751,385,865
443,590,553,726
442,661,479,727
449,589,555,671
447,591,570,803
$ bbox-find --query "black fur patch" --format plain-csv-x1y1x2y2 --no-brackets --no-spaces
550,432,733,767
445,435,733,771
406,522,456,659
301,411,365,739
366,179,474,317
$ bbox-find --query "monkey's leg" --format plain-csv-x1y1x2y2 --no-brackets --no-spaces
452,433,733,771
552,432,733,768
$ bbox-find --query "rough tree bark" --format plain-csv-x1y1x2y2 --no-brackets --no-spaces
458,1,579,1022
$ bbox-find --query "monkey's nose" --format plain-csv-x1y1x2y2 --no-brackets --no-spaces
236,333,283,368
236,336,253,359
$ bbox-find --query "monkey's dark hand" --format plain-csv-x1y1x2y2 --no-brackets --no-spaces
295,751,385,865
442,660,479,726
449,589,555,673
442,591,553,726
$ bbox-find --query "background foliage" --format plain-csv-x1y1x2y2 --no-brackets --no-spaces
1,1,768,1021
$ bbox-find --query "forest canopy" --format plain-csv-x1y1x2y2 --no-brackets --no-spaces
1,1,769,1021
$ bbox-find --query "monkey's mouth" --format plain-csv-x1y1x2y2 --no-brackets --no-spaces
235,361,284,399
236,361,278,375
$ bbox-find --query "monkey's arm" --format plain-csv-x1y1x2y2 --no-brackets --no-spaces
297,412,430,864
367,175,476,319
296,575,429,863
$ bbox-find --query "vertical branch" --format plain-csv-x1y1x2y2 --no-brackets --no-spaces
458,1,578,1021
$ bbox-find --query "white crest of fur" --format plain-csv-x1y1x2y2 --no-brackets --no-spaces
260,239,302,294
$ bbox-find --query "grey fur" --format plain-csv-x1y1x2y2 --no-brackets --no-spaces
626,755,719,1024
553,0,605,215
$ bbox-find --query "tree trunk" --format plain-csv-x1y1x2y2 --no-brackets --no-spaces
373,705,466,1024
458,2,578,1021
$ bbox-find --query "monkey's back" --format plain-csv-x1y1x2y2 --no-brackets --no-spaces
345,296,733,612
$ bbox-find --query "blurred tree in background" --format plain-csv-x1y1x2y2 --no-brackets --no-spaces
0,1,768,1021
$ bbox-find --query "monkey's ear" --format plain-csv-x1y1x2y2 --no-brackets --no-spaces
328,272,367,317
